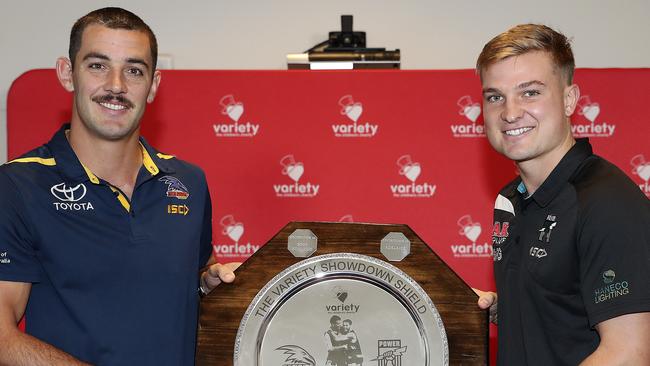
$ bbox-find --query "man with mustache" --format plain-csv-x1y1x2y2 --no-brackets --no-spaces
0,7,237,365
474,24,650,365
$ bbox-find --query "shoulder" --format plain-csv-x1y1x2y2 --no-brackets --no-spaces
1,144,56,184
571,155,648,213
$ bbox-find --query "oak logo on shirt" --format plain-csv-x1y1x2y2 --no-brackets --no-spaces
571,95,616,137
159,176,190,200
50,183,94,211
212,94,260,137
273,155,320,198
451,95,485,138
630,154,650,196
331,95,379,138
390,155,436,198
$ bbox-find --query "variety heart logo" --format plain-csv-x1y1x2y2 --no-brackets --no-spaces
582,104,600,122
287,164,304,182
226,103,244,122
226,224,244,242
463,105,481,123
337,292,348,302
404,164,421,182
345,103,363,122
463,224,482,243
636,164,650,182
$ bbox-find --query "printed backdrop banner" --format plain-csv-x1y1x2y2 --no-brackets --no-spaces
8,69,650,360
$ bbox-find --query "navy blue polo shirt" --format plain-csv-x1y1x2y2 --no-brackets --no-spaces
491,139,650,365
0,125,213,365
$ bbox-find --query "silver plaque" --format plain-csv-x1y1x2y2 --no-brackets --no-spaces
234,253,448,366
380,232,411,261
288,229,318,258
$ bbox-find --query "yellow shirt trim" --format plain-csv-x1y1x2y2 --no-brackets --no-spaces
109,186,131,212
6,157,56,166
140,143,160,176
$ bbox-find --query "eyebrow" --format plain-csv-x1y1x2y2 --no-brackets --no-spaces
82,52,150,70
482,80,546,95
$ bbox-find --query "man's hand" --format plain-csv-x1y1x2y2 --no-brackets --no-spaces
472,288,498,324
200,262,241,295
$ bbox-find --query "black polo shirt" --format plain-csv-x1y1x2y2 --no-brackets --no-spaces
0,125,213,365
491,138,650,365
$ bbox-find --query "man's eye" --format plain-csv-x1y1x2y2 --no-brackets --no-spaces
127,68,144,76
523,90,540,97
88,63,104,70
485,95,503,103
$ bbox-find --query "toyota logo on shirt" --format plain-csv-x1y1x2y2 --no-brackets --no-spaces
51,183,87,202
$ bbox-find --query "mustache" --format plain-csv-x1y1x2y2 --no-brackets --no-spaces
92,94,134,109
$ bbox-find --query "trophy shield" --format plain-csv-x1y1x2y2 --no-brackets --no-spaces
197,222,488,365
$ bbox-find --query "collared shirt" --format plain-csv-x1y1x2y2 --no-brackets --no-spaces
0,124,213,365
491,138,650,365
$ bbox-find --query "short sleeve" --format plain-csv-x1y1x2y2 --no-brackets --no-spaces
0,170,44,283
578,184,650,328
198,182,213,268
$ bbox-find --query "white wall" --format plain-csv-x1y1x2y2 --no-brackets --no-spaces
2,0,649,163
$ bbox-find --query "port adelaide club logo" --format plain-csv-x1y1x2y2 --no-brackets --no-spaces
331,95,379,138
213,214,260,259
390,155,436,198
274,155,320,198
212,94,260,137
451,95,485,138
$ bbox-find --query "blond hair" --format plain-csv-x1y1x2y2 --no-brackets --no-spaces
476,24,575,84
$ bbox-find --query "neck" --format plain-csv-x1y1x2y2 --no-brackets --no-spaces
517,134,575,195
67,126,142,198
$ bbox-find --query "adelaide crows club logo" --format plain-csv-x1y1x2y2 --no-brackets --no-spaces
275,345,316,366
159,176,190,199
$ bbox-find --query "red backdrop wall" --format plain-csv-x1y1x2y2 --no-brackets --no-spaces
8,69,650,362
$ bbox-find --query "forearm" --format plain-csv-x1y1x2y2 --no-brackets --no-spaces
579,344,648,366
0,330,90,366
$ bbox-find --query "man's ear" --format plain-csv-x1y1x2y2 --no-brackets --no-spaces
147,70,162,103
564,83,580,117
56,57,75,92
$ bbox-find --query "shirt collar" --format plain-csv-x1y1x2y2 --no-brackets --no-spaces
46,124,175,184
527,138,593,207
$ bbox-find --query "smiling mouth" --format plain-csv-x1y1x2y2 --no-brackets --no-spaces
99,102,128,111
504,127,533,136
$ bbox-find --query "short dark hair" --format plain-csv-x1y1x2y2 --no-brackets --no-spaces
476,24,575,85
329,315,341,324
69,7,158,72
343,319,352,325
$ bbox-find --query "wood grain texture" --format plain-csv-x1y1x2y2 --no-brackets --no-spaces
197,222,488,365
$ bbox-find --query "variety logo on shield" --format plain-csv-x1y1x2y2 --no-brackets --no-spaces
325,285,360,314
273,155,320,198
50,182,94,211
451,95,485,138
451,215,492,258
212,94,260,137
390,155,436,198
331,95,379,138
631,154,650,196
571,95,616,137
213,214,260,259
